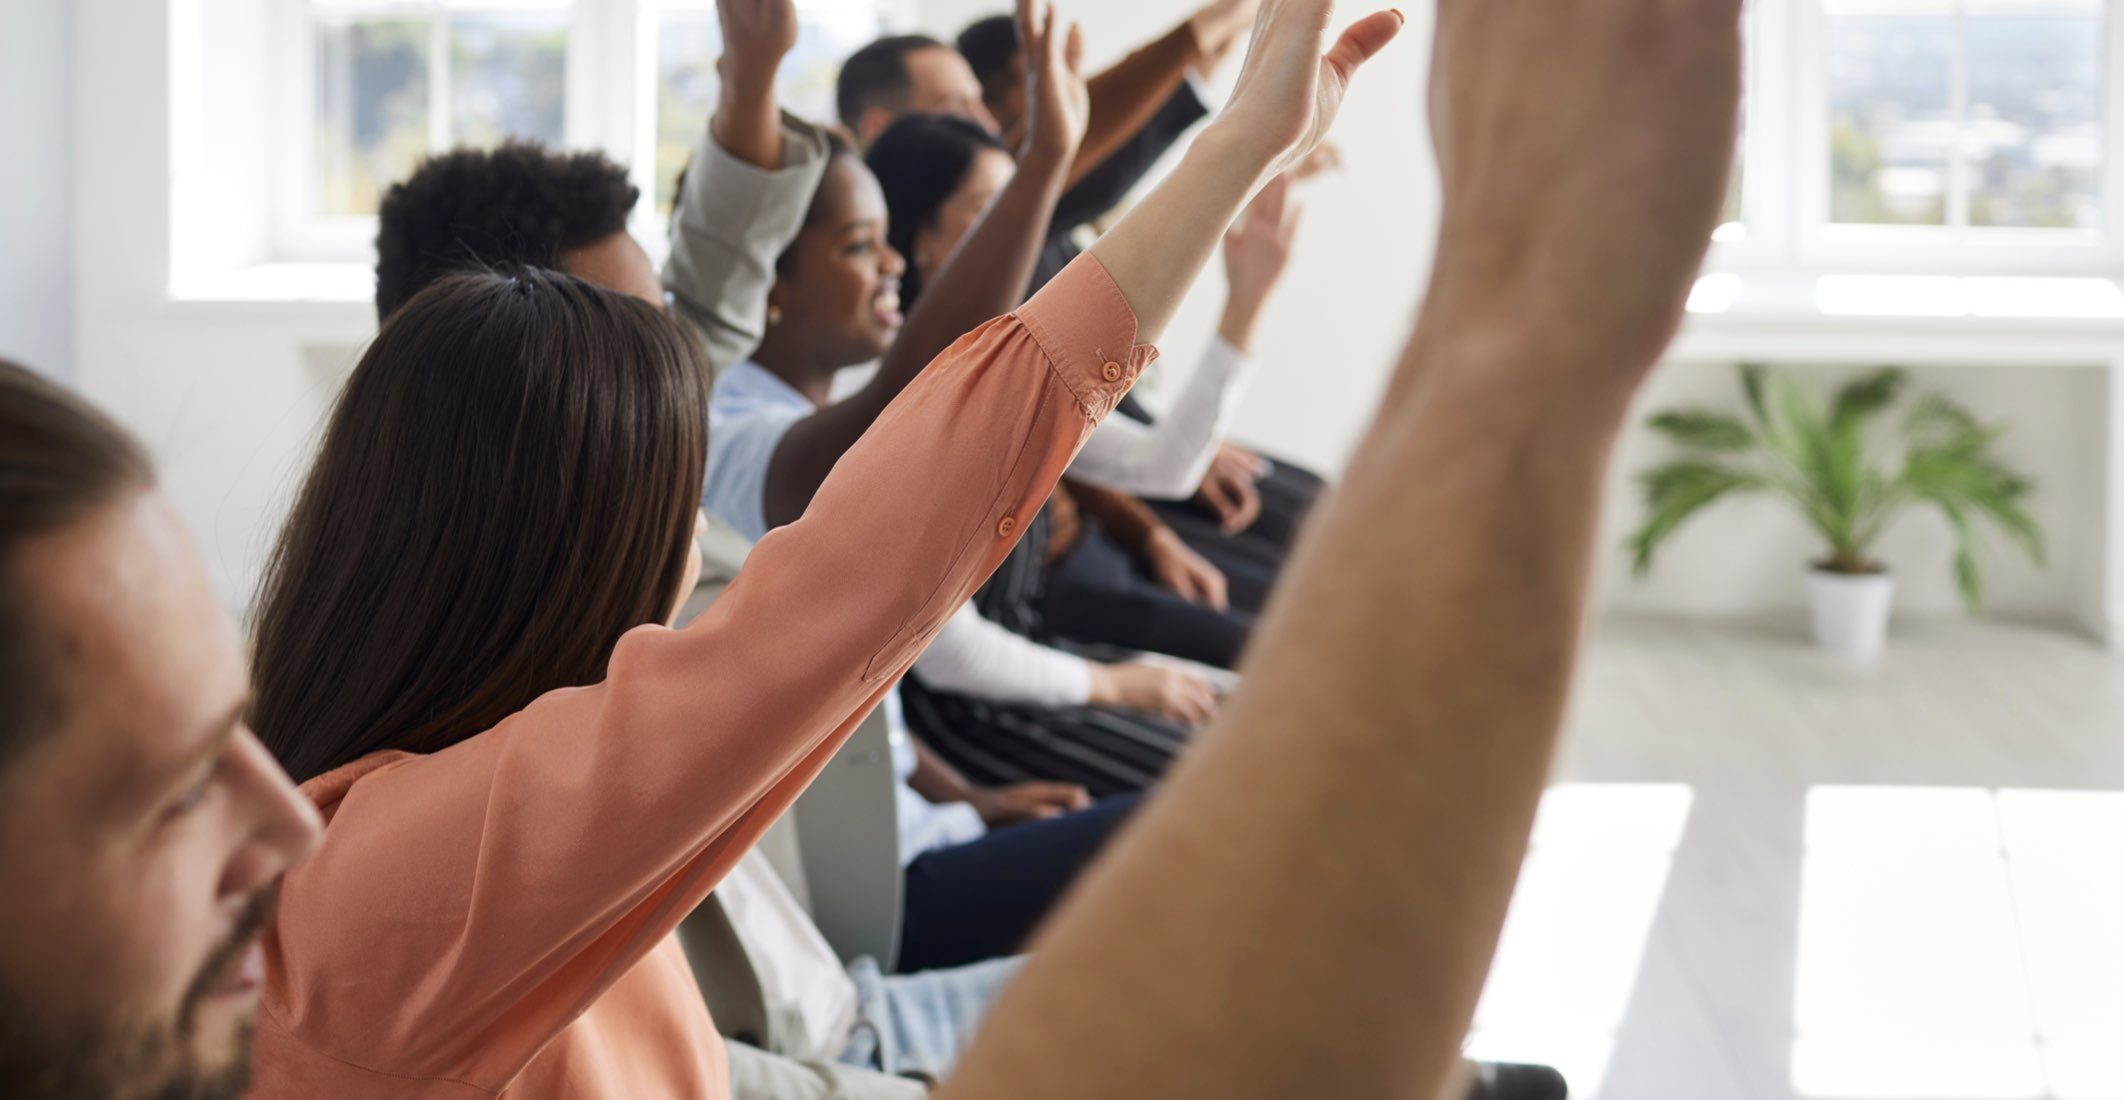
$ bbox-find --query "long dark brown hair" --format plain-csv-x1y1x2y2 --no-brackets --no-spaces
250,267,709,783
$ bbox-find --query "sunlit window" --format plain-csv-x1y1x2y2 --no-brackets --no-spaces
310,1,570,217
649,0,889,214
1823,0,2105,231
284,0,897,253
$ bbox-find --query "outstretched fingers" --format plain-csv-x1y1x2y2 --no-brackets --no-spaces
1324,8,1405,83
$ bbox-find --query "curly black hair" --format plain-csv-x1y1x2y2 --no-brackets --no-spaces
374,141,640,320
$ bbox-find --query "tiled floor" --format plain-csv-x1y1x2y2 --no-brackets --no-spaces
1465,615,2124,1100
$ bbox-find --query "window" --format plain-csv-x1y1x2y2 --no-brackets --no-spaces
1717,0,2121,272
1823,0,2103,231
261,0,899,263
646,0,890,214
305,2,571,219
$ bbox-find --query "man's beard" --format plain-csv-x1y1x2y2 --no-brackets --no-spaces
0,887,276,1100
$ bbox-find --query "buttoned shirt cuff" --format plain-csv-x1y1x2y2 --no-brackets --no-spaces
1013,254,1160,421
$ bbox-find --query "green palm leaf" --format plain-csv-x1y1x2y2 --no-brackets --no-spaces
1832,367,1906,431
1628,460,1768,575
1647,410,1755,451
1631,364,2045,612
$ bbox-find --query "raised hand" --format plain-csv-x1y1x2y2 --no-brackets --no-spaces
1084,0,1397,342
716,0,798,71
1216,0,1402,179
1188,0,1263,73
1422,0,1741,382
710,0,799,168
1016,0,1090,165
1221,173,1302,319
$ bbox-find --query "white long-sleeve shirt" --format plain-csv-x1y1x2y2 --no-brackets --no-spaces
915,605,1097,707
829,337,1253,502
1067,336,1253,499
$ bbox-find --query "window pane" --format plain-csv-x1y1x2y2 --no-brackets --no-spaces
1964,8,2104,228
656,13,723,216
655,4,888,213
1827,13,1954,225
316,17,429,216
451,11,569,149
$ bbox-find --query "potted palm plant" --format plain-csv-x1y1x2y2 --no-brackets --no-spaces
1629,365,2043,660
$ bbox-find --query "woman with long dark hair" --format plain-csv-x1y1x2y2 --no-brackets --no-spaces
234,0,1395,1083
245,255,1135,1094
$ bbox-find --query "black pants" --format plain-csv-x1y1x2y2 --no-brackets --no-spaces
1153,459,1324,582
1037,527,1262,669
897,792,1142,971
901,673,1191,798
1116,392,1325,584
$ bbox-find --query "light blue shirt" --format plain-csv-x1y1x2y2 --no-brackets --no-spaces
705,361,987,863
704,361,812,543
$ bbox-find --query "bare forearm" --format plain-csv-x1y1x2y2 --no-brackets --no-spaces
909,739,977,805
712,57,784,169
1216,296,1264,354
1074,23,1199,185
1068,481,1162,554
1089,125,1271,343
940,332,1635,1100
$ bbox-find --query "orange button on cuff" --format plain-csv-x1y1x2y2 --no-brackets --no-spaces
1101,361,1124,383
996,515,1017,537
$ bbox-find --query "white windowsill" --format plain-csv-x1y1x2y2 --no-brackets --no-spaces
1672,272,2124,366
161,264,2124,366
171,262,374,304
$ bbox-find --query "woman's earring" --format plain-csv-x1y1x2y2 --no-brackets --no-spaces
767,305,783,327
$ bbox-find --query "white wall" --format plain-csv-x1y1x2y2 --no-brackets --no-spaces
74,0,2112,630
1,0,76,377
918,0,1440,480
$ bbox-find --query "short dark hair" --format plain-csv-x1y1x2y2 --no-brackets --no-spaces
836,34,950,131
0,360,153,770
373,141,640,320
956,15,1018,93
866,113,1009,304
252,268,711,784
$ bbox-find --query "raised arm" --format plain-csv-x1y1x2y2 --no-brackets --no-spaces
940,0,1741,1095
266,7,1414,1057
1069,0,1255,186
757,0,1088,530
1048,86,1211,257
272,257,1156,1089
662,0,830,377
1065,174,1299,499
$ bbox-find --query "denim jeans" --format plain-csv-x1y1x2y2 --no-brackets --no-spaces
839,955,1023,1080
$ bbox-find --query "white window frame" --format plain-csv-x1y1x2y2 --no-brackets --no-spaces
271,0,616,261
1716,0,2124,276
259,0,904,266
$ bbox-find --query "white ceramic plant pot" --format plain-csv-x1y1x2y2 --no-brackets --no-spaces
1807,568,1895,661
